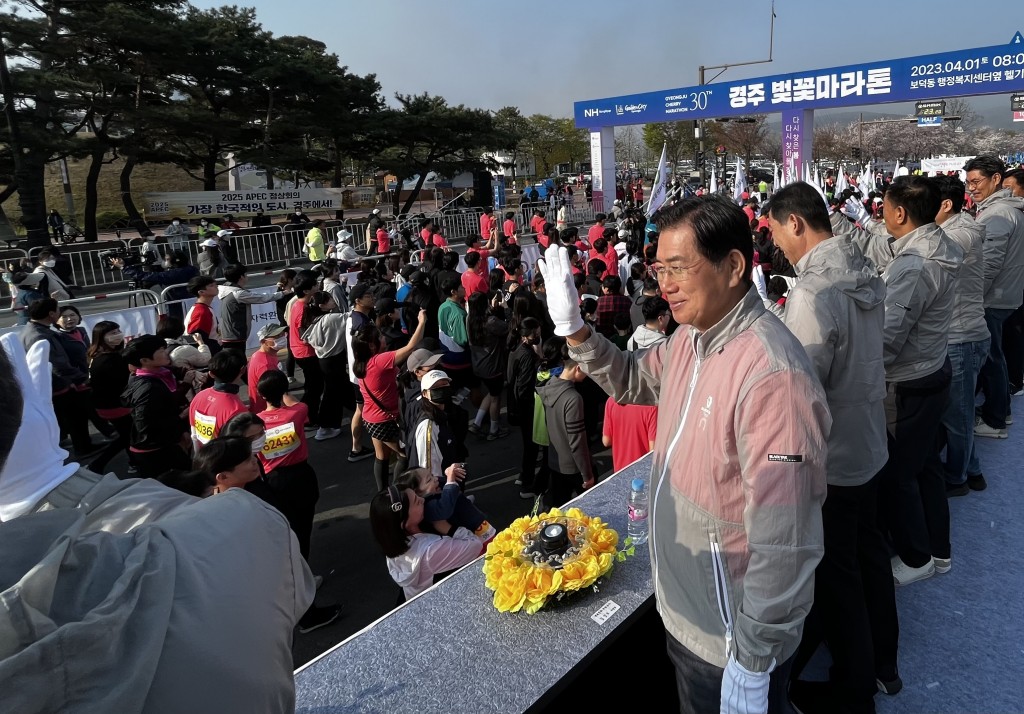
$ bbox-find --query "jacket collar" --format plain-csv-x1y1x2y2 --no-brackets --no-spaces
977,187,1012,213
688,284,765,360
889,222,941,259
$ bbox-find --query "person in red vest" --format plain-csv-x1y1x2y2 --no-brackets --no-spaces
189,350,247,450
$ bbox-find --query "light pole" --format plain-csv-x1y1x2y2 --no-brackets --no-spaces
698,0,775,186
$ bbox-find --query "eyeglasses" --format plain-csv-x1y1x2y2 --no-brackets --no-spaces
965,177,991,189
651,260,703,284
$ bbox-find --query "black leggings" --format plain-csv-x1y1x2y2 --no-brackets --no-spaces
295,355,324,425
265,461,320,560
318,353,356,429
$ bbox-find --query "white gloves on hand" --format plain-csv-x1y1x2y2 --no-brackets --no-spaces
720,655,772,714
841,196,870,225
537,245,585,337
0,334,78,521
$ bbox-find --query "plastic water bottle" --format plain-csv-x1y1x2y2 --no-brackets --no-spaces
627,478,649,545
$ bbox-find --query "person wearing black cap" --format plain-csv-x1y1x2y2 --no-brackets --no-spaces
404,270,440,339
375,297,408,352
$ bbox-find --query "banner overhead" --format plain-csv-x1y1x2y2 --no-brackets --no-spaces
145,188,344,218
574,35,1024,127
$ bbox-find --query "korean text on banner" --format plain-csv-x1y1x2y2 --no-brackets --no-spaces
145,188,344,218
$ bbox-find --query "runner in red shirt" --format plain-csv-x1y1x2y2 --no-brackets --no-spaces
586,213,607,247
461,252,490,299
189,350,247,449
479,208,497,242
352,309,428,490
184,275,219,343
502,211,518,245
529,210,547,238
602,398,658,473
248,323,286,413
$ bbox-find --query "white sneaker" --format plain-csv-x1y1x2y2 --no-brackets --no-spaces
974,419,1008,439
314,427,342,441
891,555,935,586
934,557,951,574
1007,415,1014,426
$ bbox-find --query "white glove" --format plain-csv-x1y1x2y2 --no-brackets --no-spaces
720,655,772,714
0,334,78,521
841,196,870,225
537,245,585,337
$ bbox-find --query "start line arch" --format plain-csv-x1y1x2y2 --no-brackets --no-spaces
574,32,1024,210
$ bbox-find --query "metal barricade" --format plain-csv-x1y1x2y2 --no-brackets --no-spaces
0,288,162,329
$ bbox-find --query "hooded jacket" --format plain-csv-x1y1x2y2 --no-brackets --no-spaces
975,188,1024,310
627,324,667,351
940,211,989,345
121,372,188,450
881,223,963,383
783,236,888,487
568,286,829,673
536,371,593,481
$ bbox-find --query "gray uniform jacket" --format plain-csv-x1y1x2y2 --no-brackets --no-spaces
783,236,888,487
975,188,1024,310
0,469,314,714
940,212,989,345
881,223,963,382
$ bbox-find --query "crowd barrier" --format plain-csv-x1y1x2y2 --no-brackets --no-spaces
0,288,162,337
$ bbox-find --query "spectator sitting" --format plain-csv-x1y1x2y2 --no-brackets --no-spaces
158,314,212,395
627,296,670,351
369,483,488,602
394,466,495,540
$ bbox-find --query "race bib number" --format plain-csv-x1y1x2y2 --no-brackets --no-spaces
263,422,300,460
193,411,217,444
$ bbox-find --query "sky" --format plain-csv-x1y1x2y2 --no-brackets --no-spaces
190,0,1024,124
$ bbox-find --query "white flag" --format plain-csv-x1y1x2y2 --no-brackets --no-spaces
772,162,779,193
892,159,900,181
733,156,748,204
858,162,874,196
647,142,669,217
835,167,849,194
709,164,718,194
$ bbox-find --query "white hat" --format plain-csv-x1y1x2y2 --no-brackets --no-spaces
201,238,219,248
216,229,233,238
338,229,353,242
613,199,621,205
421,369,450,391
617,228,629,239
371,208,381,215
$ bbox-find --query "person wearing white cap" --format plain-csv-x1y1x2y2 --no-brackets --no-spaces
408,369,468,482
198,237,228,278
366,208,384,255
332,229,361,263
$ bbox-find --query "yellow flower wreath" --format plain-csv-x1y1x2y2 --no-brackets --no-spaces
482,507,619,614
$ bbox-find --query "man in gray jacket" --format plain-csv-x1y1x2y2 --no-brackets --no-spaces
965,156,1024,438
0,334,315,713
932,175,990,493
768,182,893,712
876,177,962,587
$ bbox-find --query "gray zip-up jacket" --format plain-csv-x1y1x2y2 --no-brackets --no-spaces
568,286,828,673
536,372,593,481
940,211,989,345
882,223,963,382
218,284,285,343
783,236,888,487
976,188,1024,309
0,469,314,714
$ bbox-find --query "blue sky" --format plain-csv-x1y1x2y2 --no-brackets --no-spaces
191,0,1022,120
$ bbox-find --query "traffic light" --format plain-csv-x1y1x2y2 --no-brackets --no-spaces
695,151,706,168
852,147,862,159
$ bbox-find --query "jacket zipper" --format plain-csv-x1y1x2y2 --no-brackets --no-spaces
709,531,735,660
651,335,702,612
